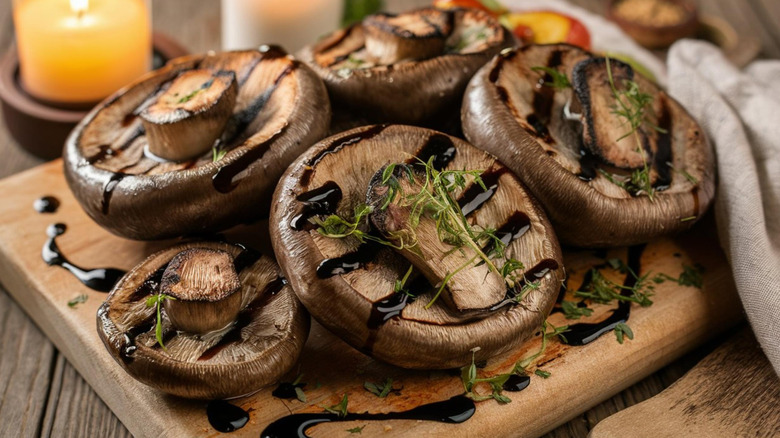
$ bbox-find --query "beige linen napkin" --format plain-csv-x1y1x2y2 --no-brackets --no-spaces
668,40,780,376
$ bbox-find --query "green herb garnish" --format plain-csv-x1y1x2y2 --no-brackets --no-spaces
602,57,667,201
212,144,227,162
145,293,176,350
323,394,349,417
614,322,634,344
531,66,572,91
67,294,88,308
317,157,529,309
653,264,704,288
517,321,569,370
534,369,551,379
561,300,594,320
347,425,366,434
364,377,394,398
460,348,513,404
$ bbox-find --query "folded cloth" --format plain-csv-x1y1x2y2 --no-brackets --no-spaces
668,40,780,376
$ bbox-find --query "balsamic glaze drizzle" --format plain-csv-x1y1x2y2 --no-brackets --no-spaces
414,133,457,171
316,240,383,279
272,381,306,400
42,223,126,293
300,125,389,186
502,374,531,392
33,196,59,214
458,167,507,217
100,174,125,215
289,181,343,231
481,211,531,257
260,395,475,438
562,244,645,346
527,50,563,142
207,400,250,433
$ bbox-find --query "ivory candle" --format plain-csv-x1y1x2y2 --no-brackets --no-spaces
221,0,343,53
13,0,151,105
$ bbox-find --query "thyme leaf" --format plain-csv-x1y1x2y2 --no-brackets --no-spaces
561,300,593,320
364,377,394,398
531,66,572,91
145,293,176,350
67,294,88,308
614,322,634,344
323,393,349,417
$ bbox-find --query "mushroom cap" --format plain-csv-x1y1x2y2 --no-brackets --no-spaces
298,7,512,124
270,125,563,369
65,47,331,240
97,241,310,399
462,44,716,247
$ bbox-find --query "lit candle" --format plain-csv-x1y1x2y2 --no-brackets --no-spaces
221,0,343,53
13,0,151,105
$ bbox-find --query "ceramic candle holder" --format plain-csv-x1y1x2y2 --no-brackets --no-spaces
0,33,188,160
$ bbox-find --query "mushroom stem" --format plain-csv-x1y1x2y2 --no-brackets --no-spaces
141,69,238,162
367,166,506,312
363,10,452,64
161,248,242,334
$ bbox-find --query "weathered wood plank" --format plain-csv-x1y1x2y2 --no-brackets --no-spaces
40,355,132,438
590,328,780,437
0,291,55,438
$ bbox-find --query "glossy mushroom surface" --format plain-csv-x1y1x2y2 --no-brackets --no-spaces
270,125,563,369
97,241,309,399
65,47,331,240
299,7,511,124
462,44,715,247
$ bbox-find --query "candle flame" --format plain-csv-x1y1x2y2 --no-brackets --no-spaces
70,0,88,13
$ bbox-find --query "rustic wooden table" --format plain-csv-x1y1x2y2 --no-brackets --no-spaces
1,1,778,437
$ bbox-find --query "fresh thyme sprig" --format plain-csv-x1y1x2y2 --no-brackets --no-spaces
316,157,529,309
531,66,572,91
461,347,513,404
394,265,415,297
653,264,704,288
603,57,667,201
574,267,654,307
364,377,394,398
516,321,569,370
145,292,176,350
561,300,593,319
460,321,568,404
323,394,349,417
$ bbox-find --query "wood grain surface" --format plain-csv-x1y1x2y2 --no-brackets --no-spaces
590,328,780,438
0,0,778,437
0,160,743,437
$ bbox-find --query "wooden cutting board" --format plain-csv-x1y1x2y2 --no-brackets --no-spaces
0,160,743,438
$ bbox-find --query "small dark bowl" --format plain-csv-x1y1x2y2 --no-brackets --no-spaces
608,0,699,49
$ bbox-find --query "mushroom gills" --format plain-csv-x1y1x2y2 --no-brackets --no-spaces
367,165,507,312
572,57,656,170
161,247,242,334
141,69,238,162
363,9,454,64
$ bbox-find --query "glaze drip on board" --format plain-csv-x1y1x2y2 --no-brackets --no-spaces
207,400,250,433
563,244,646,345
260,395,475,438
41,223,126,292
33,196,59,214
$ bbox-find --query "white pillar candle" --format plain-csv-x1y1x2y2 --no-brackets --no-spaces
221,0,344,53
